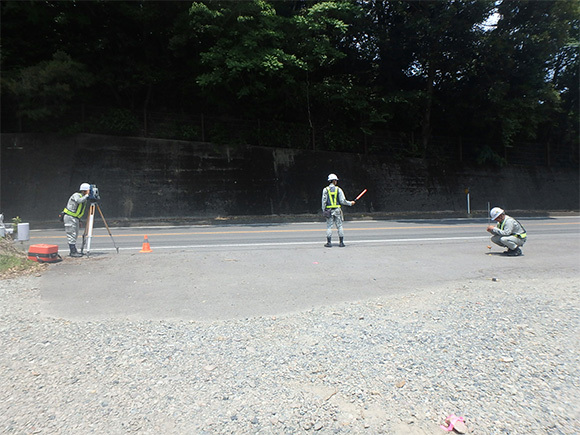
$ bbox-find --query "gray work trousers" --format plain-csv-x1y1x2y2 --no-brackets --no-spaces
491,234,526,250
326,211,344,238
64,215,81,245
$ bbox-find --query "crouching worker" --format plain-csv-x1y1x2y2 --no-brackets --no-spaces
487,207,527,256
63,183,90,257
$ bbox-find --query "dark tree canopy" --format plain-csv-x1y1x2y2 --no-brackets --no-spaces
1,0,578,166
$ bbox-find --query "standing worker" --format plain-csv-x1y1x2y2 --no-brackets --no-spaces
62,183,90,257
487,207,527,256
322,173,355,247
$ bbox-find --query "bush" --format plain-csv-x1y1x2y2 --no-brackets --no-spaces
0,239,45,278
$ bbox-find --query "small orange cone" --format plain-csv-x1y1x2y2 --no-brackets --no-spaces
140,235,152,253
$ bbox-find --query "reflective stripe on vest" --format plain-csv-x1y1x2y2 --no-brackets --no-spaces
63,200,86,219
499,220,526,238
326,187,341,209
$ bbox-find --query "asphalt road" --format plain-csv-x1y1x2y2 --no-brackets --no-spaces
26,216,580,321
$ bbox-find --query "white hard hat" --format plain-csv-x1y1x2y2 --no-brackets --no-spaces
490,207,504,220
327,173,339,181
80,183,91,191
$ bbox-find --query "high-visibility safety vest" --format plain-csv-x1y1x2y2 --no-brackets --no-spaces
499,219,527,238
63,197,87,219
325,187,341,209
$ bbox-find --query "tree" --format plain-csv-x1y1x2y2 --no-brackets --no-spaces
363,0,496,155
292,1,371,135
543,6,579,162
476,0,579,153
1,0,576,164
1,1,192,128
3,51,92,122
183,1,301,117
184,2,365,119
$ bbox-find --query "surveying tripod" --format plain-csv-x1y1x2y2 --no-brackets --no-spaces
80,202,119,256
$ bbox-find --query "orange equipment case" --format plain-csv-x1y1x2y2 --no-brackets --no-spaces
28,244,62,263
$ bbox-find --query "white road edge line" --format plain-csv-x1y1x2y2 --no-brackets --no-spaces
90,236,490,251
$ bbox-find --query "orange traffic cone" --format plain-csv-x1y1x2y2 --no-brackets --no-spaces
140,235,152,253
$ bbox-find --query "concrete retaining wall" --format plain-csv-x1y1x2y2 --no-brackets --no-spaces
1,133,578,226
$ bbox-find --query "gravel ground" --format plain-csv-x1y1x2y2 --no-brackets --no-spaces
1,271,579,434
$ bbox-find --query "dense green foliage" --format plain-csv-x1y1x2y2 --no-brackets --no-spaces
1,0,578,165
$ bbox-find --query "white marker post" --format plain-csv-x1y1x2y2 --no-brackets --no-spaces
465,188,470,216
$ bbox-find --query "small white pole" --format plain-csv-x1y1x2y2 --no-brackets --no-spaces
467,193,470,215
465,188,470,216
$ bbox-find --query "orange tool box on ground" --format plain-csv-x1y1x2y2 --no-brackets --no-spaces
27,244,63,263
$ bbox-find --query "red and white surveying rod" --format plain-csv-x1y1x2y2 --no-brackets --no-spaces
355,189,367,201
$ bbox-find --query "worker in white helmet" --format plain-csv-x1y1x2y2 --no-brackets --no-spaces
62,183,91,257
321,173,355,247
486,207,527,256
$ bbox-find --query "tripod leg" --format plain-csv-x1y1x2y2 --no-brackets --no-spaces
80,221,88,254
96,204,119,253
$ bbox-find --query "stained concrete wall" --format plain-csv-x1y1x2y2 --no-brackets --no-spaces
1,133,578,226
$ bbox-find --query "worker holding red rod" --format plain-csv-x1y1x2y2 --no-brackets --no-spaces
321,173,361,247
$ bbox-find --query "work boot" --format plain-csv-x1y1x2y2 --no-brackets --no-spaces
339,237,345,247
69,244,82,258
506,247,522,256
324,237,332,248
